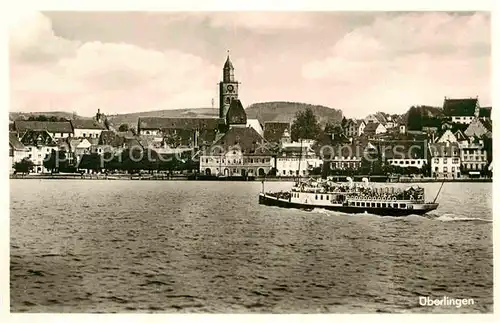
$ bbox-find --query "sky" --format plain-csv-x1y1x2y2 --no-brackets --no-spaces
8,11,491,118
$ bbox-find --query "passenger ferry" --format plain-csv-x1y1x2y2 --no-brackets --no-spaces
259,177,440,216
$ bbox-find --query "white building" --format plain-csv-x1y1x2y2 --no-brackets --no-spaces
429,142,461,178
276,145,322,177
19,130,59,173
344,119,366,137
71,119,106,139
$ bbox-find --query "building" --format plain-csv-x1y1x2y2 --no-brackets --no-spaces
363,122,387,136
381,141,428,169
199,126,273,177
13,120,73,139
459,137,488,176
344,119,366,137
9,132,29,173
443,97,480,124
19,129,59,173
464,118,492,138
327,142,367,171
275,143,322,177
71,119,106,139
199,96,274,177
429,142,461,178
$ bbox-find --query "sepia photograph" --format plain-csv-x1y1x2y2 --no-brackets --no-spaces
7,7,493,317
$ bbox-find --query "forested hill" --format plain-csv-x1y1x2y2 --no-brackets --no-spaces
245,101,343,126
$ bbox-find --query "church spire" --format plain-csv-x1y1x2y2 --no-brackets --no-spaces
223,50,234,71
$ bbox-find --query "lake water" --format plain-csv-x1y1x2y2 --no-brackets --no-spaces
10,180,493,313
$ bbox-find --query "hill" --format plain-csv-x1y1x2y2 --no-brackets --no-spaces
245,101,343,126
106,108,218,128
9,111,90,121
9,102,344,129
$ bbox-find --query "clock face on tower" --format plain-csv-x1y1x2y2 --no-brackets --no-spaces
227,84,234,93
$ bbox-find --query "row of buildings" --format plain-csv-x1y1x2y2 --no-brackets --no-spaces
9,55,493,178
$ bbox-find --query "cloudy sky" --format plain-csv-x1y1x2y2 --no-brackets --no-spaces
9,11,491,118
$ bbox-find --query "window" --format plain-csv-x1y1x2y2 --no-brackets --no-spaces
443,159,447,164
453,158,459,164
399,203,406,208
443,167,448,172
356,202,360,206
371,203,376,207
282,170,286,175
382,203,386,208
315,195,318,200
434,158,439,163
452,167,455,172
326,195,329,200
411,160,415,164
320,195,323,200
399,160,404,164
405,160,409,164
434,166,438,171
83,133,86,137
376,203,381,207
361,202,365,207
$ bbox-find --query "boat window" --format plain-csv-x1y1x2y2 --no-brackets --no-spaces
382,203,386,208
320,195,323,200
361,202,365,207
393,203,397,208
315,195,318,200
356,202,360,206
371,203,376,207
400,203,406,208
326,195,329,200
376,203,381,208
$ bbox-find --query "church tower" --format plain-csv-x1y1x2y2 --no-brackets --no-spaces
219,52,239,119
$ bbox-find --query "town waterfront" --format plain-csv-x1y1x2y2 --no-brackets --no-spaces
10,180,492,313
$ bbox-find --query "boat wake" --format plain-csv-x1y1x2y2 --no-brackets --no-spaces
432,214,492,223
306,209,491,223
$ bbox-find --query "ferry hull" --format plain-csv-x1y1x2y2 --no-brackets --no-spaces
259,193,438,217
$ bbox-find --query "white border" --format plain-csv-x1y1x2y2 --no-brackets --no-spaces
1,1,497,323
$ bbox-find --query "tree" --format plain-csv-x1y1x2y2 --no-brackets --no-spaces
291,108,321,141
324,122,336,134
118,124,129,132
13,158,35,174
407,106,424,131
43,149,69,174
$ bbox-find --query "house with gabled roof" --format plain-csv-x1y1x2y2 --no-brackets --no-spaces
199,126,273,177
9,132,29,173
464,118,492,138
363,122,387,137
443,97,480,124
14,120,74,139
344,119,366,137
19,129,59,173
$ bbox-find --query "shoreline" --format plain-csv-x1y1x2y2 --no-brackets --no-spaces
9,174,493,183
